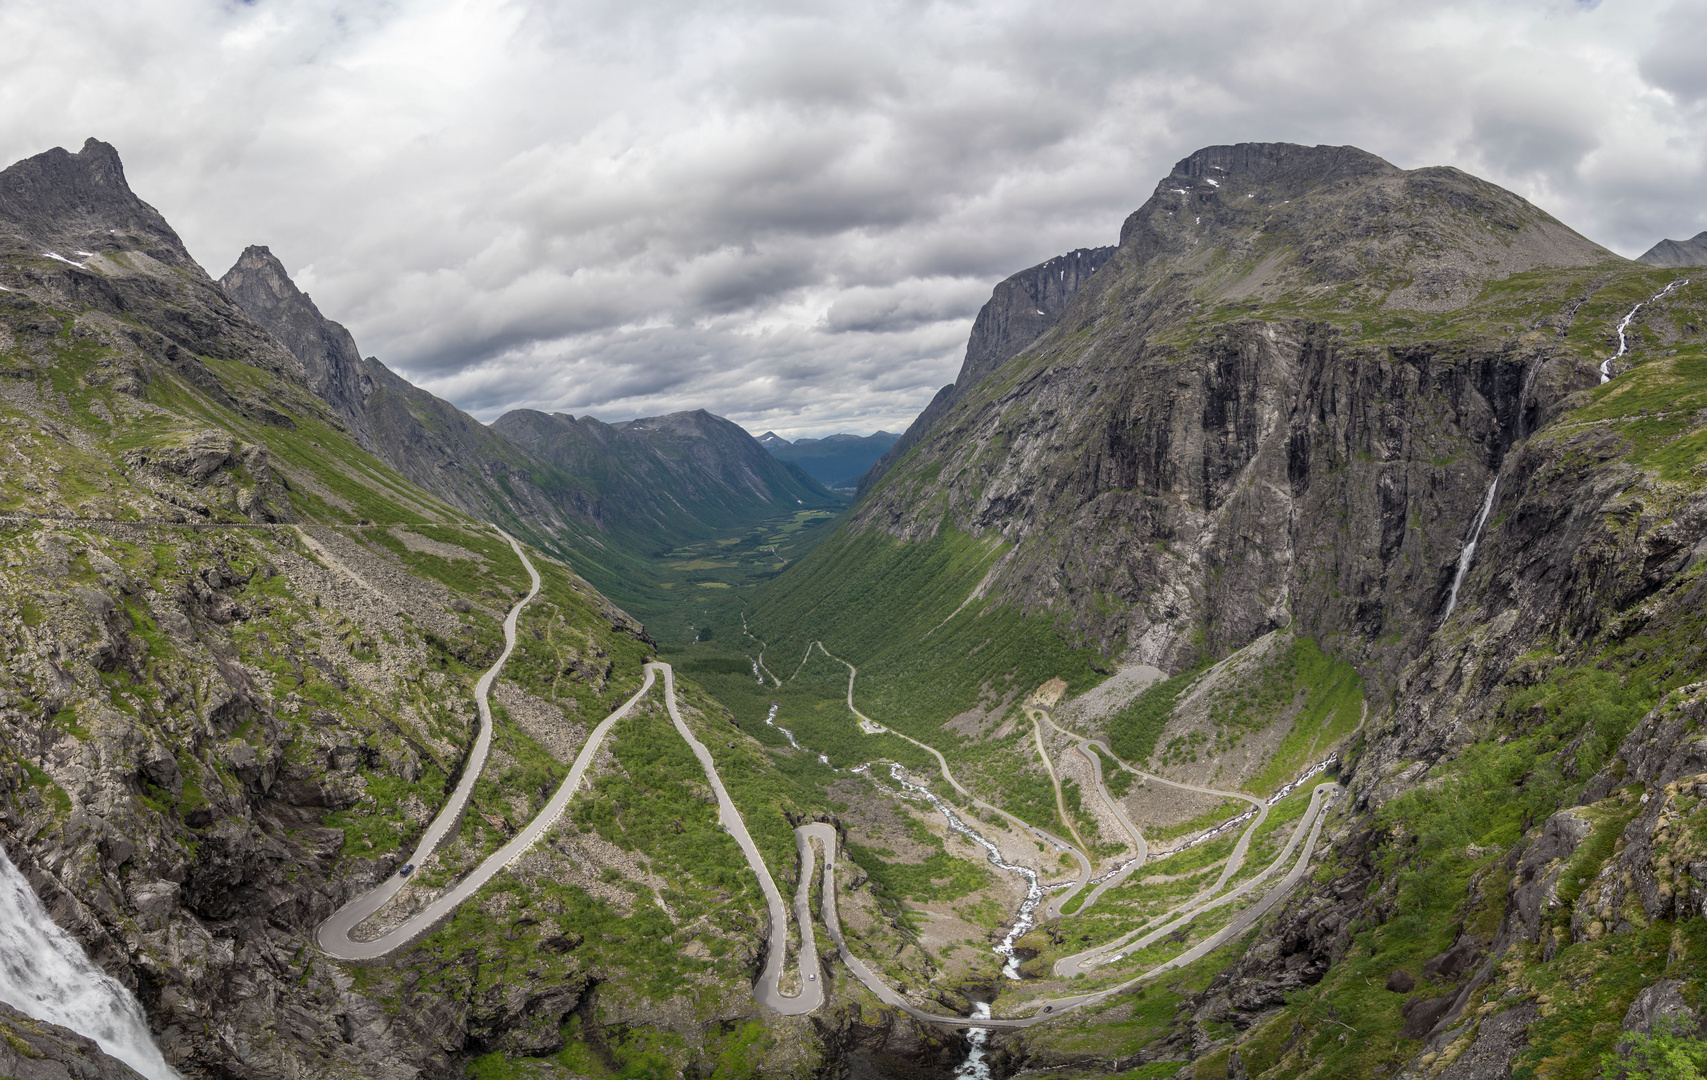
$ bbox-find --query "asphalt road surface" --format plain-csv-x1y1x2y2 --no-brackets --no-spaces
317,528,543,959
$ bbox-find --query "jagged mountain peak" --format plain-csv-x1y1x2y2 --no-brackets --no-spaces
220,244,373,443
0,137,193,268
222,244,304,302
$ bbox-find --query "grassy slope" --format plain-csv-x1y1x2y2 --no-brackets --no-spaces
1,286,856,1077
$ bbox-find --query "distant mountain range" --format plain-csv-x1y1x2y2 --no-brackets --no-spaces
754,429,899,489
218,245,840,559
1638,229,1707,266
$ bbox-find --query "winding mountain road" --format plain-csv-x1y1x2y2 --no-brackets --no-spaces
310,546,821,1007
810,643,1094,913
306,556,1336,1028
317,527,542,959
1038,709,1269,895
803,784,1340,1027
1063,741,1147,912
16,517,1344,1027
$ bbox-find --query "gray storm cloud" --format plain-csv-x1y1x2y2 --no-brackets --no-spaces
2,0,1703,438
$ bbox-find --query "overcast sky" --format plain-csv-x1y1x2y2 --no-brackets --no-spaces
3,0,1704,438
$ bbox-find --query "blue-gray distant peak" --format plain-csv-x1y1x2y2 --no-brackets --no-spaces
757,430,900,489
1637,230,1707,267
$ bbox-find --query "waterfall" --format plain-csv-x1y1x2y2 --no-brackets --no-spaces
1441,356,1551,624
953,1002,994,1080
0,845,180,1080
1601,279,1691,383
1442,476,1499,623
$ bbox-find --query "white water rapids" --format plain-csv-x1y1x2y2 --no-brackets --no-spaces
1602,279,1690,383
883,765,1043,980
0,845,180,1080
954,1002,994,1079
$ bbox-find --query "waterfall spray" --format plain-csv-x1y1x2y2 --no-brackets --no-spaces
0,845,180,1080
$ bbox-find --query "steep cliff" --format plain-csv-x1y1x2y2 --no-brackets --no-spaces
746,142,1707,1077
858,246,1117,494
218,246,374,446
788,143,1623,687
0,139,847,1080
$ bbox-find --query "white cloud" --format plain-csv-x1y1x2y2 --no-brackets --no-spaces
2,0,1703,439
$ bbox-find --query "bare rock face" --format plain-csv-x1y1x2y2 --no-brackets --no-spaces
0,141,309,395
959,247,1118,390
0,1000,148,1080
841,142,1625,680
219,246,375,447
1637,230,1707,267
860,246,1115,494
0,138,192,270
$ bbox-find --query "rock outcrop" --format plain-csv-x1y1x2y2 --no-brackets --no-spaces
0,1001,148,1080
219,246,375,446
859,246,1116,493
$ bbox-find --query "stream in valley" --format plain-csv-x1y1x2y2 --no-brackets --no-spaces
883,765,1044,980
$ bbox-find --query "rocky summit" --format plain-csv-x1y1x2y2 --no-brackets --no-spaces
4,136,1707,1080
1639,229,1707,267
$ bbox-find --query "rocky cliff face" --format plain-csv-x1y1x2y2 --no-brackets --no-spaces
846,143,1623,683
0,1000,147,1080
0,138,194,273
859,246,1116,494
959,246,1118,389
216,246,597,546
219,246,375,447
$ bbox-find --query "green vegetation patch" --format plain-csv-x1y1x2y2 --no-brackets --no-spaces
1107,668,1201,765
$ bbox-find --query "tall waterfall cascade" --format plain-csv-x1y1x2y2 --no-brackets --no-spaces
1442,477,1499,623
0,845,180,1080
